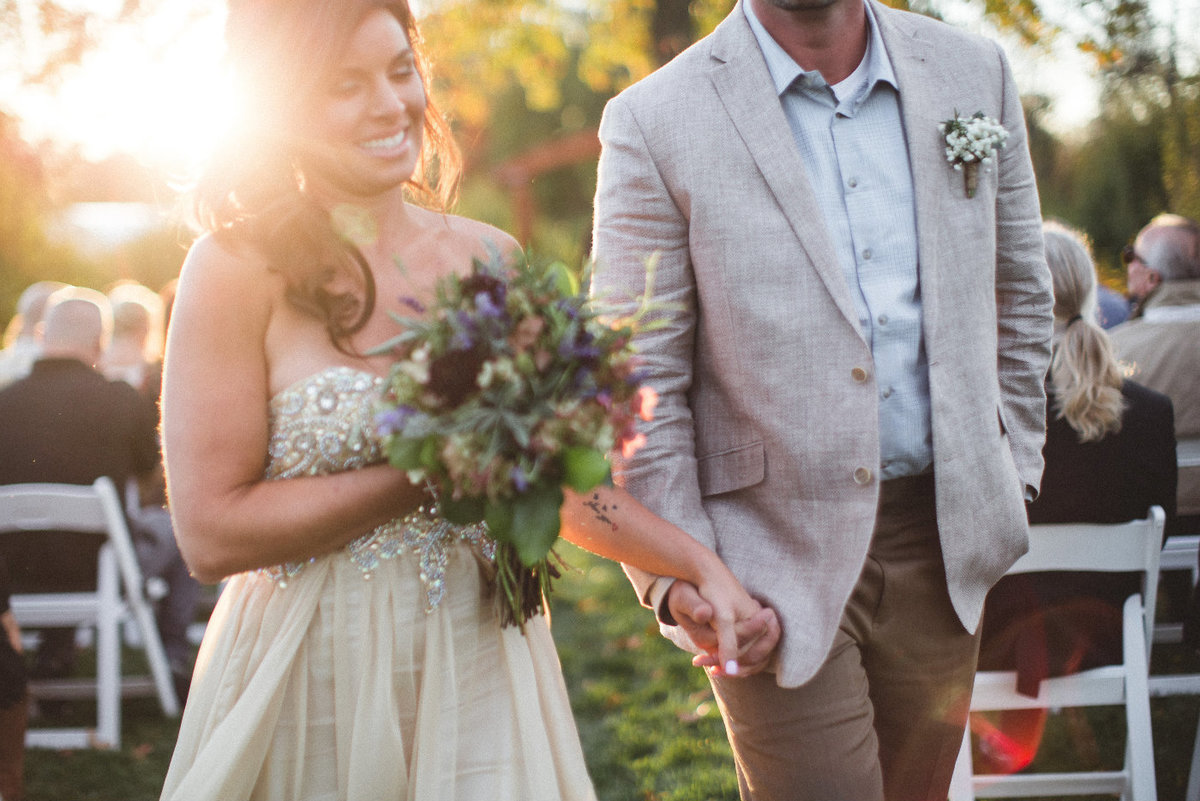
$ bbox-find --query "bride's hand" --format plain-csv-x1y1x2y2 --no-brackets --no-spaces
668,572,780,678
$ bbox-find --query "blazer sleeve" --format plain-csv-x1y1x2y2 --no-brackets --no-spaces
591,93,718,624
991,42,1055,494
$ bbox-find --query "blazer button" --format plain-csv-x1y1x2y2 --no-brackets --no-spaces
851,367,868,383
853,467,873,485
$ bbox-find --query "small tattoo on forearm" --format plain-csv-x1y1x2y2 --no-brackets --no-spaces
586,492,619,531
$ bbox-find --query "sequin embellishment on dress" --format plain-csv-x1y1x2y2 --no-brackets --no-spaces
261,366,489,609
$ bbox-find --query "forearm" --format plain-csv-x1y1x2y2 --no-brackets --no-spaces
560,485,716,588
167,463,425,583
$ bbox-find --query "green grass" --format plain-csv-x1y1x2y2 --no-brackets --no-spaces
21,546,1200,800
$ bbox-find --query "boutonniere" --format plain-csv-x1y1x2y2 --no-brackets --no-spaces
938,110,1009,198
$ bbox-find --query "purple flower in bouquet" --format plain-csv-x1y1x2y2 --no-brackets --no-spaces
375,405,417,437
399,296,426,314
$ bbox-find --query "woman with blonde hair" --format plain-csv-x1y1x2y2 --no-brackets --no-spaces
975,220,1177,772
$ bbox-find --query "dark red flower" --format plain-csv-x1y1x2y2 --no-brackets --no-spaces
427,345,488,406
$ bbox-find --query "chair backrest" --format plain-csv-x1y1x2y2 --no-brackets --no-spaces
1007,506,1166,656
0,477,142,597
0,481,114,537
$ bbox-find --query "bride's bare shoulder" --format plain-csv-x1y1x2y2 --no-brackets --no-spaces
182,231,270,276
413,207,521,262
175,232,281,320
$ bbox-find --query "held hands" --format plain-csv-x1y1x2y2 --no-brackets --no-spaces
667,577,780,679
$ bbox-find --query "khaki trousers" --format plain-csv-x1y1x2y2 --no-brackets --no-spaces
711,474,981,801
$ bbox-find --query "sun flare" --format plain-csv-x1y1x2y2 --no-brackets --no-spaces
2,3,230,178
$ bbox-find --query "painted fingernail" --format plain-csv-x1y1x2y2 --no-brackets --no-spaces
724,660,739,676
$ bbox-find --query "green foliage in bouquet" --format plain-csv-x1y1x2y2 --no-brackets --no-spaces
373,249,656,629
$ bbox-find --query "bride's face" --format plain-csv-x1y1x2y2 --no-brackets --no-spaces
295,8,426,200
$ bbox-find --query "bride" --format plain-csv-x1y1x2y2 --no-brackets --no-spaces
158,2,778,799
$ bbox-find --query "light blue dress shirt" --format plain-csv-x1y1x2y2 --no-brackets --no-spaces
744,0,932,480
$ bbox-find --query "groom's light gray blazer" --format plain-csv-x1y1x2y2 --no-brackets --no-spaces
591,0,1053,688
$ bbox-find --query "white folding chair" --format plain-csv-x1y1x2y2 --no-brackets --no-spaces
1,477,180,750
1149,532,1200,801
1156,534,1200,645
949,506,1165,801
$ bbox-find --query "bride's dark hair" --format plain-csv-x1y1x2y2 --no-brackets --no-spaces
195,0,462,348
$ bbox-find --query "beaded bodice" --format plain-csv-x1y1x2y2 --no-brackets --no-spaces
261,366,490,610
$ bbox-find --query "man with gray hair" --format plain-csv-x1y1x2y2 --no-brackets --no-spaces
1111,213,1200,539
0,287,199,702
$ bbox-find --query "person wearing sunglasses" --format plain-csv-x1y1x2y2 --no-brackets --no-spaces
1121,241,1161,319
1110,211,1200,552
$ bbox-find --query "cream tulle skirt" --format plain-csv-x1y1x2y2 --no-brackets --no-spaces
160,542,596,801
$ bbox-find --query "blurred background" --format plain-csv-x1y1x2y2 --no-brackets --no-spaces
1,0,1198,317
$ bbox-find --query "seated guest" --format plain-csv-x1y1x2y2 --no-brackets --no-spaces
0,280,67,390
102,281,175,545
1110,213,1200,539
100,280,166,404
0,287,200,701
1095,283,1130,329
976,221,1177,771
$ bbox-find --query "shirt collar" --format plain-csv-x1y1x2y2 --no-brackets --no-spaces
743,0,897,98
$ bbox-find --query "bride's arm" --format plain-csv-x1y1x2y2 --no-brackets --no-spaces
162,236,423,584
560,485,777,674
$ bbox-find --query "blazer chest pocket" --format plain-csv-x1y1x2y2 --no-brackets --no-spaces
697,441,765,497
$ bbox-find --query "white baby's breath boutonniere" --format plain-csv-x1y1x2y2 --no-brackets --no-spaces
938,110,1009,198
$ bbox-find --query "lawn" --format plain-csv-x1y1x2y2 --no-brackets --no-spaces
22,544,1200,800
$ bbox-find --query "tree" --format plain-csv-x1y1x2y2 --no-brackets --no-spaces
4,0,1196,266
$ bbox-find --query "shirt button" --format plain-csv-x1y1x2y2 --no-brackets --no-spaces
881,387,892,399
851,367,868,383
862,248,873,261
877,314,888,326
854,467,873,485
848,177,859,188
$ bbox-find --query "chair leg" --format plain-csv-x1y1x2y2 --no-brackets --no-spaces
1122,595,1157,801
126,594,180,717
1187,712,1200,801
95,548,121,749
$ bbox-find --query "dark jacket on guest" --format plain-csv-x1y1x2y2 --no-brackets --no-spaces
979,380,1177,694
0,357,160,592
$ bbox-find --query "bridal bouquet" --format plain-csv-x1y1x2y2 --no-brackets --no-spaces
374,250,656,629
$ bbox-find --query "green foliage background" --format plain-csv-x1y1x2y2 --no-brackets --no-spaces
2,0,1199,321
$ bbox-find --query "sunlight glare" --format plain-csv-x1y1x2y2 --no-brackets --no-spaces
7,4,229,179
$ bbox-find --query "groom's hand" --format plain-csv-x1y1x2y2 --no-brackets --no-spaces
666,580,780,677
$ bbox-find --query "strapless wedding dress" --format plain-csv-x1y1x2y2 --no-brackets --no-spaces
160,367,596,801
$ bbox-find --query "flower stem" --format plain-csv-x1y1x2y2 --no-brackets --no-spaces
493,542,562,631
964,162,979,198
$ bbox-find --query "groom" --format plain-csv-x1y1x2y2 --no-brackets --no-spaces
591,0,1053,798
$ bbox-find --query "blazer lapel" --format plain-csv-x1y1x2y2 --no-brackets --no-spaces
708,4,865,338
873,3,956,339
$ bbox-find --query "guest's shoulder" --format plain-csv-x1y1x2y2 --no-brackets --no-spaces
1108,316,1154,353
1119,380,1176,445
1121,379,1174,418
